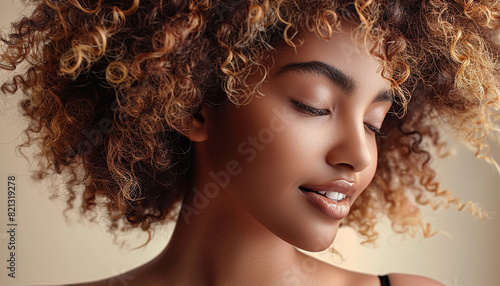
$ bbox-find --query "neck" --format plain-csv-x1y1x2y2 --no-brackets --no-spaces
155,186,307,286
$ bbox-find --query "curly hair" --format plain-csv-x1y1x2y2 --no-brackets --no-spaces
1,0,499,244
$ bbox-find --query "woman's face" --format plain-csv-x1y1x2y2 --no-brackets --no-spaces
200,25,392,251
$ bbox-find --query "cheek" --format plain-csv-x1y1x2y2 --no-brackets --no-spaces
204,100,299,186
204,106,265,172
209,104,311,202
226,118,303,192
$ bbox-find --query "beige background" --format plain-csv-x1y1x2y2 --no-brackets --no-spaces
1,1,499,285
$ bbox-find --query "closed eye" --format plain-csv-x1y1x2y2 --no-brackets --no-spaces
364,123,388,137
290,99,330,116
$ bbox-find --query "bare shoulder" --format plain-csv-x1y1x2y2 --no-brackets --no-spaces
310,259,382,286
315,260,442,286
387,273,444,286
61,267,161,286
60,254,169,286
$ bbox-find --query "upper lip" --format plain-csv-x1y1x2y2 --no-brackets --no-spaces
299,179,357,197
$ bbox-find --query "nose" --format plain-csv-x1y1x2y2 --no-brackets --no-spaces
325,121,373,172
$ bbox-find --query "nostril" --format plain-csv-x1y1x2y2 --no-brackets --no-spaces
336,163,355,170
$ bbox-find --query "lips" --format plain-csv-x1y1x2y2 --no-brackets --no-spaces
298,180,357,220
298,186,347,201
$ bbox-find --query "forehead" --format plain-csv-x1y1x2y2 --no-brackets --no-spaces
268,24,390,93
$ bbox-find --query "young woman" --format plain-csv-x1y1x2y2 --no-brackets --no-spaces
1,0,499,285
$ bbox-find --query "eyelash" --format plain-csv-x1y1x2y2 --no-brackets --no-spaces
290,99,388,137
290,99,330,116
365,124,387,137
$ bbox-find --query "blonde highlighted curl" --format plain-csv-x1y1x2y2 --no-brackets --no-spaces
1,0,499,244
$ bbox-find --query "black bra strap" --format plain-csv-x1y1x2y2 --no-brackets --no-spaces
378,275,391,286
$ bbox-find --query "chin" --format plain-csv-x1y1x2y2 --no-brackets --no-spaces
283,223,340,252
301,236,337,252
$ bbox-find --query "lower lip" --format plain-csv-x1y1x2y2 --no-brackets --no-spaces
299,189,350,220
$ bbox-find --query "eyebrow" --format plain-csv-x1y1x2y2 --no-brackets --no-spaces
276,61,356,92
275,61,393,103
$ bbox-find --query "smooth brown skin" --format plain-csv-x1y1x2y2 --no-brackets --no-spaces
71,25,443,286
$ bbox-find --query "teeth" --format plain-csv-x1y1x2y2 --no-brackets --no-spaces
300,187,347,202
325,191,346,201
